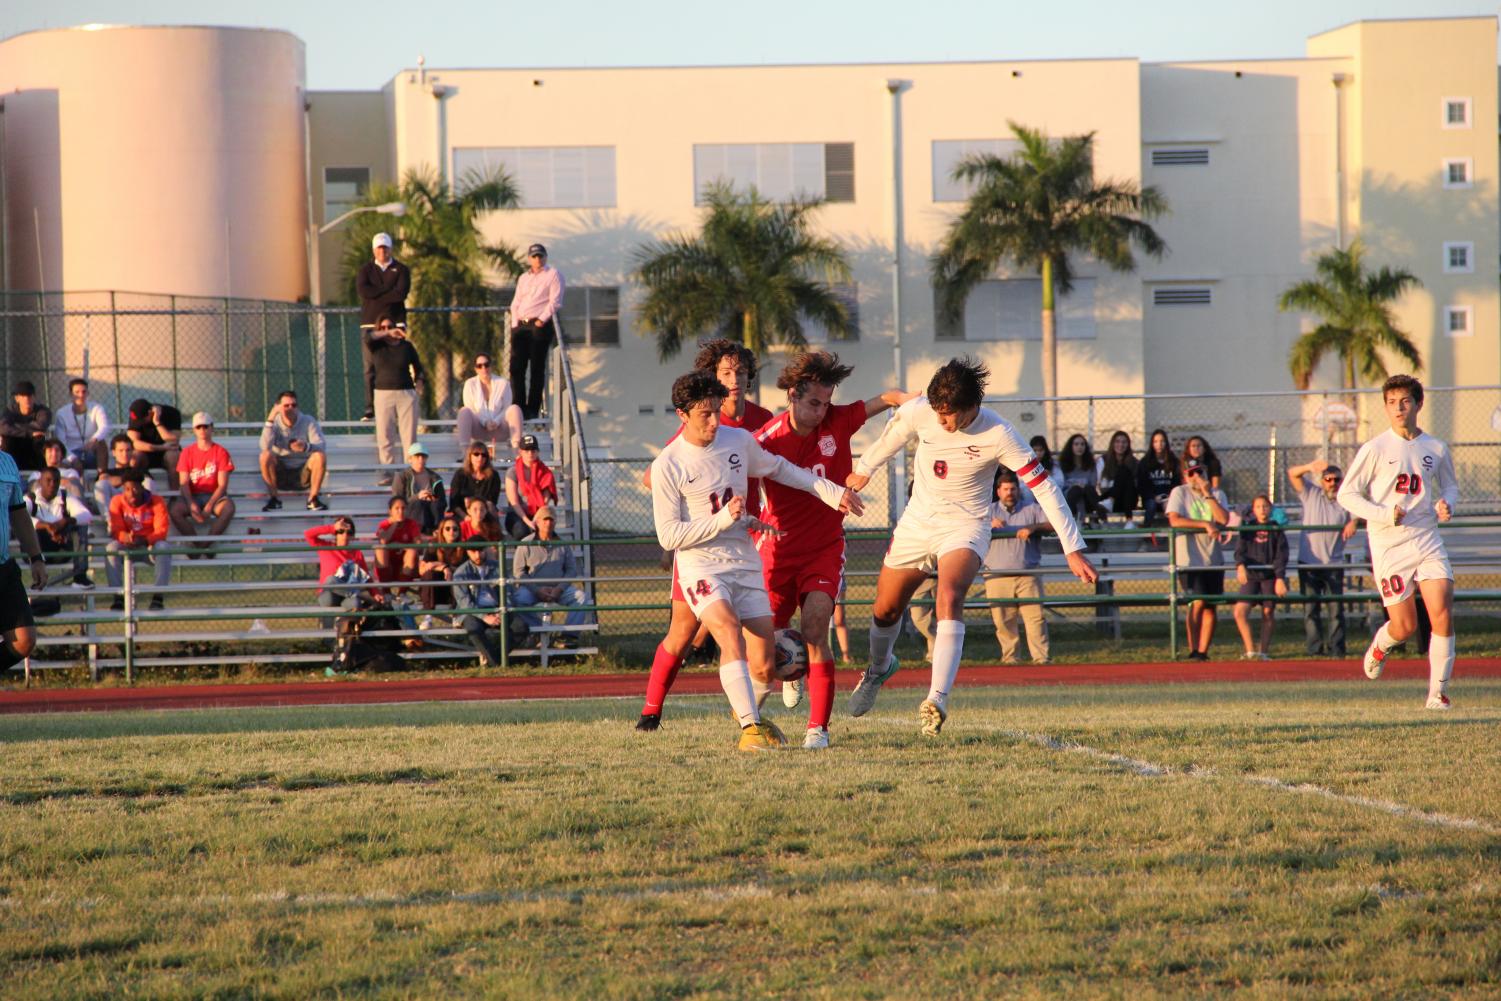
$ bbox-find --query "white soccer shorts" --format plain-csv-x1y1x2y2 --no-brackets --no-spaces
678,567,774,622
883,512,991,572
1370,531,1452,607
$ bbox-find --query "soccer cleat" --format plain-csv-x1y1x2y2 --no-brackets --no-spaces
918,699,947,737
782,678,804,709
848,656,899,717
802,726,830,750
635,713,662,732
737,722,785,752
1363,639,1388,680
1425,693,1452,711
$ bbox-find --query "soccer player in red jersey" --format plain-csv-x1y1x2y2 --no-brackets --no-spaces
753,351,913,748
637,340,775,731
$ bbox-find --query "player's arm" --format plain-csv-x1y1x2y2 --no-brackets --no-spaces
995,425,1096,582
1434,445,1459,522
848,400,918,489
649,461,736,552
1336,444,1390,525
747,440,863,516
861,389,919,420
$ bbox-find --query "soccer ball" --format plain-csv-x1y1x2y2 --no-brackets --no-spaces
773,628,808,681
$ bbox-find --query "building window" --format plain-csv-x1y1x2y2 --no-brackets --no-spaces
933,279,1096,341
693,143,854,204
931,139,1022,202
1151,286,1213,306
323,167,370,224
1442,158,1473,189
800,283,860,342
452,146,616,209
1443,242,1474,274
1444,306,1473,338
1442,97,1472,129
557,287,620,347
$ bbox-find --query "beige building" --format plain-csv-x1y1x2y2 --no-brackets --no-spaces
0,18,1495,451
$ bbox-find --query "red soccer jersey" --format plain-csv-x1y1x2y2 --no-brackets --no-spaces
755,400,867,550
177,442,234,496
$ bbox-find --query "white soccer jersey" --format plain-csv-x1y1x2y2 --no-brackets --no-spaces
651,425,848,581
1338,429,1459,555
855,397,1086,554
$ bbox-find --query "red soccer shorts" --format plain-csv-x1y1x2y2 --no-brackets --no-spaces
763,542,845,629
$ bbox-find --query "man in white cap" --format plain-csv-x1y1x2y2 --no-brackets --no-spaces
509,243,564,421
169,412,236,554
356,232,411,422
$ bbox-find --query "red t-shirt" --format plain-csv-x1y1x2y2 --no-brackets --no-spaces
510,458,558,517
664,399,775,517
177,442,234,496
755,400,867,553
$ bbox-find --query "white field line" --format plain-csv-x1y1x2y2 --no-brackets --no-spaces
989,726,1501,836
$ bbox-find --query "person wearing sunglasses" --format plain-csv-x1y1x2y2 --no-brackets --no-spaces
1287,457,1357,657
456,353,524,455
305,517,378,612
1165,459,1230,661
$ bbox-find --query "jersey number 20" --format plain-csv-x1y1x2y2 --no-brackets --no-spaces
1394,473,1423,495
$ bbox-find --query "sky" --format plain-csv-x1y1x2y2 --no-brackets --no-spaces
0,0,1495,90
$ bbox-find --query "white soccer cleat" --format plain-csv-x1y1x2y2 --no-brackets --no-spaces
1362,639,1388,680
782,679,804,709
1425,693,1452,711
802,726,829,750
848,656,899,717
918,699,947,737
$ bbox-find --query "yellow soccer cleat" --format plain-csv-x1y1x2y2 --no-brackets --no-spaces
918,699,947,737
737,722,787,752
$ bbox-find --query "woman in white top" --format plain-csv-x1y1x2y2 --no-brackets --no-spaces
456,352,524,452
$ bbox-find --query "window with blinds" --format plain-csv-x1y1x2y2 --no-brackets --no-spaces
931,139,1023,202
452,146,616,209
693,142,855,204
933,279,1096,340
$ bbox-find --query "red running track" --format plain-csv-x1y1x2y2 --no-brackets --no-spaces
3,658,1500,715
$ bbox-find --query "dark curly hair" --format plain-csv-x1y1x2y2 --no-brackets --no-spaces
671,371,730,413
926,356,988,413
776,350,855,393
1382,373,1423,407
693,338,757,380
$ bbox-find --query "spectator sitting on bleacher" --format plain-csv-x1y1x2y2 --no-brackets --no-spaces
363,316,425,485
503,434,557,540
28,440,86,505
1232,494,1288,661
169,413,235,557
95,434,146,517
306,516,386,614
375,495,421,593
459,495,495,542
106,470,172,612
53,377,110,478
1287,457,1356,657
450,539,503,668
1181,435,1223,492
1059,434,1107,524
1096,430,1139,520
1137,428,1181,526
1021,435,1066,505
510,504,589,649
1,381,51,471
449,441,502,516
125,398,182,490
416,515,465,628
457,352,523,455
29,466,93,589
259,390,328,512
391,442,446,535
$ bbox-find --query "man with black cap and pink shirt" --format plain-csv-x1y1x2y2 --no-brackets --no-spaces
508,243,565,421
356,232,411,422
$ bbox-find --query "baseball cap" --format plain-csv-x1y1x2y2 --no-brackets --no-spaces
519,433,539,450
12,380,35,396
534,504,556,521
1184,460,1205,476
406,442,429,457
372,232,394,250
191,411,214,428
527,243,547,258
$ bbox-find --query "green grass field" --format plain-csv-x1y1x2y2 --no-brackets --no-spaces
4,682,1499,998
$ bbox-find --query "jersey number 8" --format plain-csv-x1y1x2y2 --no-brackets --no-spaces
933,460,948,479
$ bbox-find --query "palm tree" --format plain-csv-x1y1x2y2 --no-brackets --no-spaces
630,182,853,363
1280,240,1423,390
932,122,1167,435
339,166,523,415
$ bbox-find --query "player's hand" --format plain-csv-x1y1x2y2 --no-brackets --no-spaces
1065,550,1098,584
1435,499,1452,522
1236,564,1248,585
839,489,865,517
1274,578,1288,598
845,472,870,492
725,495,746,521
1341,520,1358,541
29,557,47,590
1392,505,1405,526
746,517,783,538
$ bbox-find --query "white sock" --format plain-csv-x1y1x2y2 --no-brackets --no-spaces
1428,633,1455,696
867,619,901,677
751,677,772,710
719,659,759,726
926,620,965,710
1372,623,1398,654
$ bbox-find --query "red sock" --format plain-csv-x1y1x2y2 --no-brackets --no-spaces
642,644,684,716
807,660,835,730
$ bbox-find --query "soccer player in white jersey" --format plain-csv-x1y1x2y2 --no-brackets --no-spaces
651,371,864,751
844,358,1098,735
1337,374,1460,709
